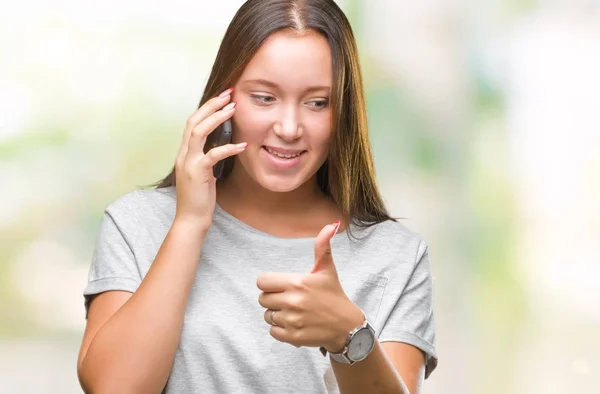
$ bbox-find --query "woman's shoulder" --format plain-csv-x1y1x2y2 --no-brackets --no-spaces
357,218,425,244
352,218,428,261
104,185,173,208
103,186,177,226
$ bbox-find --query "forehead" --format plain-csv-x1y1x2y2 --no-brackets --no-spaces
240,30,332,90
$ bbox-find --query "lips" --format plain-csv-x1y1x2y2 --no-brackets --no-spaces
261,146,306,169
262,146,306,159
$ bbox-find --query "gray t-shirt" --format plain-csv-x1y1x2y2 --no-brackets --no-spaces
83,186,438,393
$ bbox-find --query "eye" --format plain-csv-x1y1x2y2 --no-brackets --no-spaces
250,94,276,105
308,100,329,110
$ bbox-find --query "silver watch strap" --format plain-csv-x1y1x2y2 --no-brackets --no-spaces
319,309,372,361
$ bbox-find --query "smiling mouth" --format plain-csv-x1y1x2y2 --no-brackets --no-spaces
262,146,306,159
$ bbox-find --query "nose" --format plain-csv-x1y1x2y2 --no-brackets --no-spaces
273,104,303,141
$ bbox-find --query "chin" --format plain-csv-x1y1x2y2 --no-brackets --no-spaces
253,172,309,193
235,149,324,193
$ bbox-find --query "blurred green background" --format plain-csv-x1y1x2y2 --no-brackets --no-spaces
1,0,599,393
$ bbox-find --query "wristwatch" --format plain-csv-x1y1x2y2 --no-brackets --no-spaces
319,311,376,365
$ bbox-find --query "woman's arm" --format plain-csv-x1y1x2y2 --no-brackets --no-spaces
331,339,426,394
77,220,208,394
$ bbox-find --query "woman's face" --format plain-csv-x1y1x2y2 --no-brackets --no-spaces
231,30,333,193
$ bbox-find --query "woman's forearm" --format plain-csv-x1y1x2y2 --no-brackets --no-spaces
79,219,209,394
332,340,409,394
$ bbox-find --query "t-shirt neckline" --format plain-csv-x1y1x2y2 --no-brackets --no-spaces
213,202,348,244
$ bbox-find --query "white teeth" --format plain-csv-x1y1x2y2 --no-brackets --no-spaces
265,147,302,159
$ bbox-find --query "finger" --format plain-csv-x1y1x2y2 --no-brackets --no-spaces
258,291,285,310
263,309,285,327
311,220,341,274
186,101,237,159
180,93,233,157
188,142,247,176
269,325,289,344
177,91,234,161
257,272,303,293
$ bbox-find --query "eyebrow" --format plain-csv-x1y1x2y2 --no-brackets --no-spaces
241,78,331,93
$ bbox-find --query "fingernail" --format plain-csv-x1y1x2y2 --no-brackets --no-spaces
332,220,341,237
235,142,248,150
222,101,237,111
219,88,234,98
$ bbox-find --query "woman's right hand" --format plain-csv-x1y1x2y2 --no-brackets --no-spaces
174,88,247,230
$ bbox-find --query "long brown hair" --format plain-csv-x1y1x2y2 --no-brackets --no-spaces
154,0,397,237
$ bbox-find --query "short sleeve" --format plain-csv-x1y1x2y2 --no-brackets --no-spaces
83,192,143,318
379,240,438,379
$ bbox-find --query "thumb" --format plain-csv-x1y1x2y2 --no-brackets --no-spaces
311,220,341,274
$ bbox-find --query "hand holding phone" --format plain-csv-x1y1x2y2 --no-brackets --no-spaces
174,89,244,229
205,119,233,179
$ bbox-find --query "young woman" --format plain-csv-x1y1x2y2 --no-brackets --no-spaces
77,0,438,393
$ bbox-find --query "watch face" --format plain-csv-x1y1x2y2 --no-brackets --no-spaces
348,327,375,361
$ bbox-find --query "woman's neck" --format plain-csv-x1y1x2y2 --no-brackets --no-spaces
215,165,344,238
216,169,326,219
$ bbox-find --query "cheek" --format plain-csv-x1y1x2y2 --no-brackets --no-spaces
306,115,333,152
231,106,271,142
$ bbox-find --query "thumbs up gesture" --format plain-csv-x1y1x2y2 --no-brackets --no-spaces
257,220,365,353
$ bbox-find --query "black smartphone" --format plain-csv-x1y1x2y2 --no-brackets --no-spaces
205,119,233,179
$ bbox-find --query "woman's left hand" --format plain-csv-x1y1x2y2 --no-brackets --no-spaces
257,221,365,353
